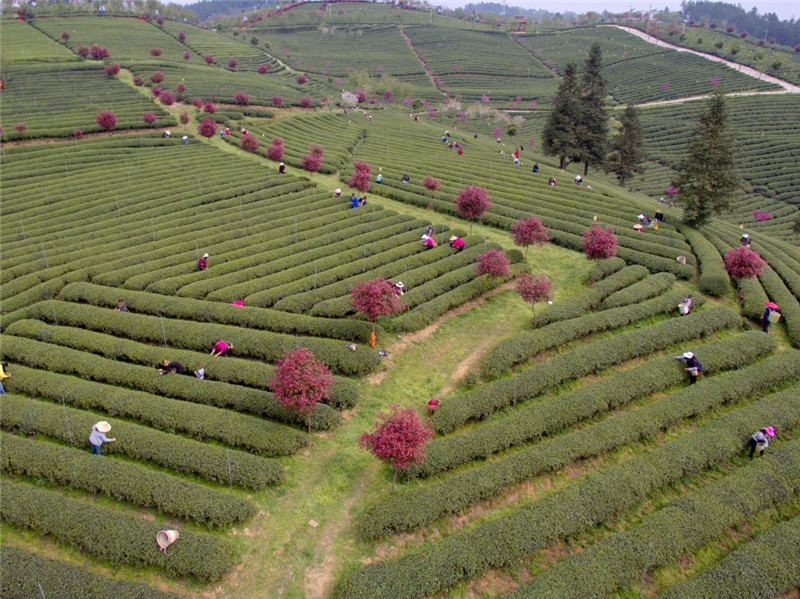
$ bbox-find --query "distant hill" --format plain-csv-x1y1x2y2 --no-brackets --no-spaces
184,0,277,21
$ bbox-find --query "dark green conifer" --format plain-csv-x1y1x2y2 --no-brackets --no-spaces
676,91,738,226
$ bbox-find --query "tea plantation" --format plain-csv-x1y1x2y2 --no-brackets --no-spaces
1,6,799,599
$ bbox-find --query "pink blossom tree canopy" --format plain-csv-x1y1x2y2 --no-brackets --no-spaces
159,91,175,106
149,71,165,84
89,45,109,60
359,404,434,491
178,31,186,41
104,63,120,77
73,129,83,139
510,216,549,258
423,175,440,190
204,54,214,64
77,45,89,58
257,63,270,74
150,48,162,57
179,111,190,124
724,247,766,282
301,153,322,172
516,273,553,325
197,117,218,138
266,137,284,160
350,278,406,323
95,111,117,130
240,134,260,152
296,74,308,84
233,92,249,105
454,185,491,233
270,347,334,432
183,51,191,60
475,249,511,278
299,96,312,108
347,160,372,192
142,112,157,123
581,225,618,262
228,58,238,69
203,101,216,113
175,82,186,94
272,96,283,106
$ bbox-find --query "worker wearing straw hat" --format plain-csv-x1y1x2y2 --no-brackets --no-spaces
197,253,209,270
89,421,116,455
449,236,465,252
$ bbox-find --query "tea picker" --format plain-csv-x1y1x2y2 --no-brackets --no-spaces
88,421,116,455
674,351,703,385
748,426,776,458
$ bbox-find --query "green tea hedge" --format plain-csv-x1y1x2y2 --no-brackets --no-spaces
0,392,282,490
588,257,626,282
59,281,376,343
434,306,739,433
360,347,798,537
598,272,676,310
1,545,183,599
533,265,649,327
1,433,256,527
503,435,800,599
2,362,307,457
483,287,697,377
0,481,236,581
660,514,800,599
339,380,800,599
677,223,730,296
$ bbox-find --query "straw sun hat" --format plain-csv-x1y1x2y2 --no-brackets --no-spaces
449,236,458,241
95,421,112,433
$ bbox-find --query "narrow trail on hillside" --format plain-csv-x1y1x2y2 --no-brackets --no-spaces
610,25,800,104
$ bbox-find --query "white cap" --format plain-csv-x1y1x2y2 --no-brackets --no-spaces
742,233,750,238
683,352,694,359
202,253,209,258
165,130,171,135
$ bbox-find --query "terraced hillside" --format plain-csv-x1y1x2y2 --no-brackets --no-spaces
1,8,799,599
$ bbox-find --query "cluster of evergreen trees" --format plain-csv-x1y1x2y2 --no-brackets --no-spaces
542,43,647,186
542,44,738,227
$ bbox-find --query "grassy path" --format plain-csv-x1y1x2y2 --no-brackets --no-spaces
198,284,539,599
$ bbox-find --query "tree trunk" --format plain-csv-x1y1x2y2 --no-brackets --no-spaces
583,162,589,176
392,468,398,492
559,155,566,170
531,302,536,327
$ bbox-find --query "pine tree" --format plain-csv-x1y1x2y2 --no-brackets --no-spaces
676,91,738,226
577,43,608,176
607,104,646,186
542,62,581,170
